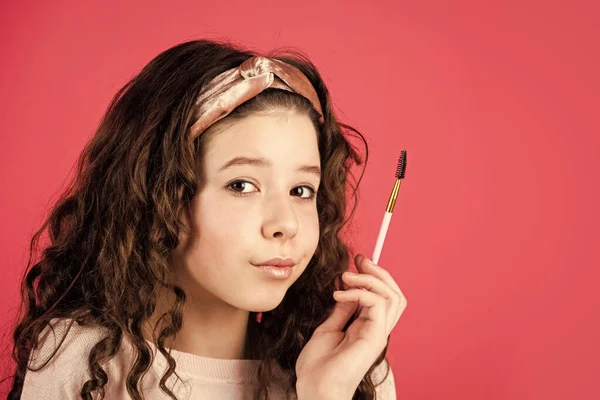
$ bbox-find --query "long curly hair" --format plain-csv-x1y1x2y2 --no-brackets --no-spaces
3,39,391,400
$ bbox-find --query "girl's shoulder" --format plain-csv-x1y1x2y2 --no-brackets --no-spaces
22,317,159,399
28,317,108,368
373,358,397,399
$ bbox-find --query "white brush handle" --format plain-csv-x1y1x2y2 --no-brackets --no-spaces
352,211,393,319
372,211,392,265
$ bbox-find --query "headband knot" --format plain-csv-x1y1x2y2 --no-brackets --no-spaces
189,56,324,139
239,56,272,79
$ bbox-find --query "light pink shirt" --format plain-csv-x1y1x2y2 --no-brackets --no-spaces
21,318,396,399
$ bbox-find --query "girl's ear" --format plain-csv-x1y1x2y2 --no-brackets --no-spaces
181,202,193,228
174,201,195,249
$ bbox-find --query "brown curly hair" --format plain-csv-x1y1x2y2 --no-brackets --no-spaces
3,39,391,400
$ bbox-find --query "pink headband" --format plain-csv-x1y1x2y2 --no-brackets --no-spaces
189,56,325,139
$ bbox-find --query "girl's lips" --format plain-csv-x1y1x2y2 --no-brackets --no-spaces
254,265,293,279
252,257,296,267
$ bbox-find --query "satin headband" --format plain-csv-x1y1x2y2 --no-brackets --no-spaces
189,56,325,140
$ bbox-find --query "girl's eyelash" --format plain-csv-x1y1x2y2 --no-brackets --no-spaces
227,180,316,201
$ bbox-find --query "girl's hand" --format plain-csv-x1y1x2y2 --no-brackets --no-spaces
295,254,407,399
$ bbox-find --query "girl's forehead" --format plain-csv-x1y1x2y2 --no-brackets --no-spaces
210,155,322,181
203,113,320,165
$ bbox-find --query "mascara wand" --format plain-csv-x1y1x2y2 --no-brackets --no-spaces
351,150,407,321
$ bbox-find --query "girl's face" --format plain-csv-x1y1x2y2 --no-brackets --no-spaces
172,111,321,313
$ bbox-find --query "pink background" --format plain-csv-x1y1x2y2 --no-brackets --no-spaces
1,0,599,398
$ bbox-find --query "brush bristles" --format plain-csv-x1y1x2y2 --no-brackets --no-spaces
395,150,407,179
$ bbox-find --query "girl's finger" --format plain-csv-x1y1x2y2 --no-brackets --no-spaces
333,288,388,338
354,255,408,330
355,255,403,298
342,272,394,300
314,296,361,333
342,272,402,333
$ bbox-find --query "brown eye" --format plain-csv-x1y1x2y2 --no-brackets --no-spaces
291,186,316,200
228,180,257,194
230,181,246,191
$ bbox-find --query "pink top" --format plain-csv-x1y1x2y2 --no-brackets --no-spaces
21,318,396,399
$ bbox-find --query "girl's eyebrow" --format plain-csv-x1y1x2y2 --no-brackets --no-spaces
218,156,321,179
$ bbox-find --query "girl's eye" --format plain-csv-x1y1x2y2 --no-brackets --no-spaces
228,180,257,194
291,186,316,200
227,180,316,201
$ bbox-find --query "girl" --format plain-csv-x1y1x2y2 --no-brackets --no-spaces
5,39,407,399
